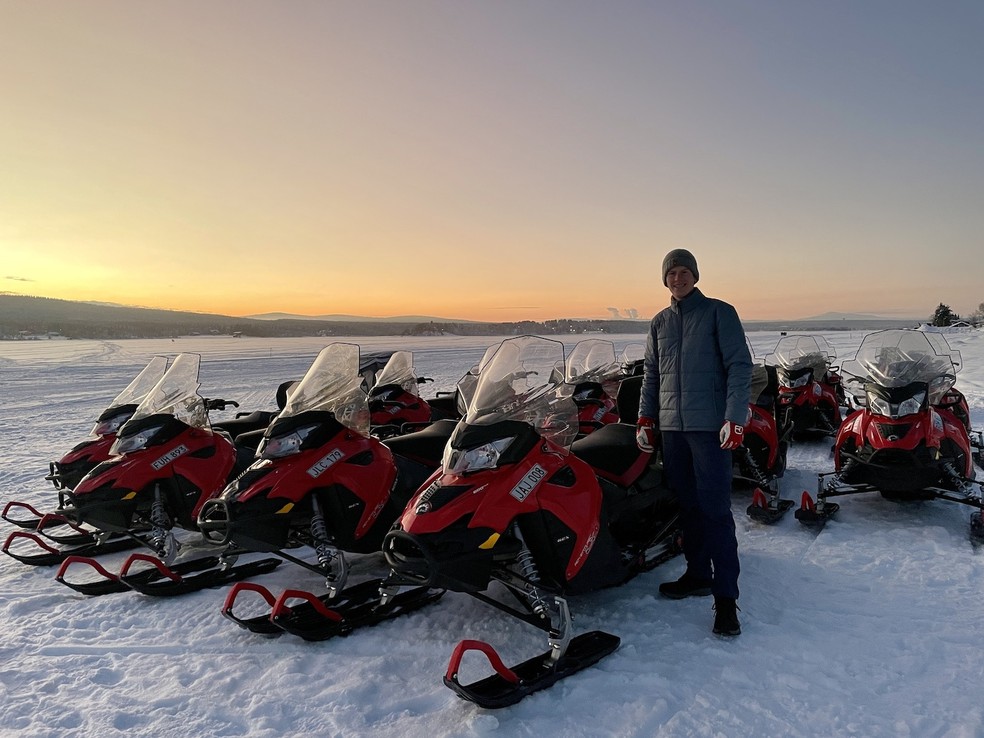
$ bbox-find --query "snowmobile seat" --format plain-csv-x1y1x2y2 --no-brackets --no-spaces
753,365,780,410
615,376,643,424
276,380,298,410
571,422,652,488
382,418,457,468
425,394,462,420
213,410,277,443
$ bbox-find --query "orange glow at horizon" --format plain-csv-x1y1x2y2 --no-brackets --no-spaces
2,3,980,326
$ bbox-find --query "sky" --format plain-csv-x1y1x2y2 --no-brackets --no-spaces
2,1,983,323
2,328,984,736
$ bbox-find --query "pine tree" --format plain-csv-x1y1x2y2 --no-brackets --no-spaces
931,303,958,327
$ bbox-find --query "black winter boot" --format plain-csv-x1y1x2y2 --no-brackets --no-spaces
658,571,712,599
712,596,741,636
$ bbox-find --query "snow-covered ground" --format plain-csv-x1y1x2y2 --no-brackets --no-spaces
2,329,983,738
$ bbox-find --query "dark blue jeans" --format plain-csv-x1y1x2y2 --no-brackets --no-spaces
662,430,740,599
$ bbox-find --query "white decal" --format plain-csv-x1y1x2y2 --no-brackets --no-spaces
307,448,345,478
151,444,189,471
573,522,600,569
509,464,547,502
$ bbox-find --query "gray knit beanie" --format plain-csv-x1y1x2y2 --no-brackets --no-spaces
662,249,699,286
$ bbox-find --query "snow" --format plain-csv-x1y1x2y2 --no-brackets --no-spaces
2,330,984,737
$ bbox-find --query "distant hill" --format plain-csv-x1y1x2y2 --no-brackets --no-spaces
0,295,644,340
743,317,919,332
797,311,920,322
245,312,480,323
1,294,930,341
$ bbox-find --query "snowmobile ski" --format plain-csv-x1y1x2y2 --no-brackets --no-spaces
1,504,110,545
793,490,839,528
55,551,281,597
443,631,621,709
746,487,794,525
2,529,142,567
2,500,52,529
222,577,444,641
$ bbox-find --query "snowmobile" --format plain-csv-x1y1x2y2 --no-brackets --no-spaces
795,329,984,537
2,356,170,536
566,338,622,437
738,349,794,524
368,350,458,438
765,334,844,439
382,335,681,708
197,343,447,641
8,353,286,596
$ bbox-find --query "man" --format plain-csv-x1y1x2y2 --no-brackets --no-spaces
635,248,752,636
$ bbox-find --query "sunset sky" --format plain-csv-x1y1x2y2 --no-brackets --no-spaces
2,1,983,323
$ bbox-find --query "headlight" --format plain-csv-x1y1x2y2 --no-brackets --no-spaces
92,410,133,437
867,394,892,418
442,437,515,475
110,423,167,455
259,424,319,459
896,392,925,418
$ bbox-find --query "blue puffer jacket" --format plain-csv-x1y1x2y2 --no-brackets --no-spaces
639,288,752,431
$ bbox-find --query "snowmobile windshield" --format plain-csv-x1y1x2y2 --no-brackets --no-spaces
922,331,962,373
620,343,645,365
465,335,577,451
88,356,170,437
128,353,207,429
280,343,370,436
109,356,169,409
565,339,619,384
841,330,955,399
371,351,419,396
455,345,498,415
767,336,834,372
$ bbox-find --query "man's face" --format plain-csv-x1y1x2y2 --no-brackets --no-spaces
666,266,696,300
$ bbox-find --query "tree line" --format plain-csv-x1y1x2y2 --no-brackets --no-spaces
931,302,983,327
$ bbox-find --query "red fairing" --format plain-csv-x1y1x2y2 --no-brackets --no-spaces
73,427,237,519
370,389,433,427
57,435,117,467
746,405,779,468
238,427,397,540
399,439,604,582
834,406,973,477
576,399,619,435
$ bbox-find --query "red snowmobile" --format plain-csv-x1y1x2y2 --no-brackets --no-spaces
2,356,170,537
382,335,680,708
796,329,984,537
197,343,447,641
766,334,844,439
11,353,285,595
566,338,622,437
368,350,457,438
737,347,795,524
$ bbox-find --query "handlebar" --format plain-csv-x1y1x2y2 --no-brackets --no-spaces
205,398,240,411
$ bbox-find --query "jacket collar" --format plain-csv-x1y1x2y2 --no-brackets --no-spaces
670,286,706,312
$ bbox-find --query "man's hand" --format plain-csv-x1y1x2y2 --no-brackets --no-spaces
719,421,744,450
636,416,656,453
